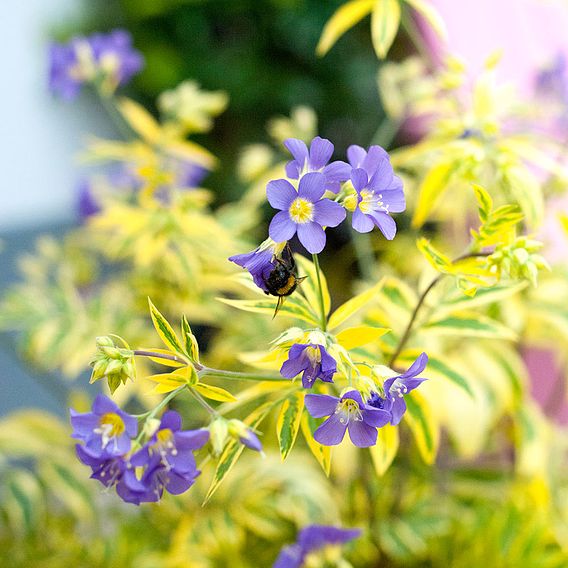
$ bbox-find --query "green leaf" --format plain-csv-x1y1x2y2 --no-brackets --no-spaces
376,276,417,316
438,282,528,315
301,412,332,476
147,366,197,394
369,424,399,476
412,160,455,228
404,392,439,465
371,0,401,59
328,277,385,330
423,312,518,341
276,392,305,461
203,402,273,504
148,298,185,355
416,237,453,274
397,349,474,398
472,183,493,222
181,314,199,361
316,0,375,56
217,296,319,326
295,255,331,319
404,0,447,39
193,382,237,403
335,325,390,350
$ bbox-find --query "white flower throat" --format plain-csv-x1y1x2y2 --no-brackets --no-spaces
359,189,388,214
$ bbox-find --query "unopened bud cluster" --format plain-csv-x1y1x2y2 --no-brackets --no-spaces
89,336,136,394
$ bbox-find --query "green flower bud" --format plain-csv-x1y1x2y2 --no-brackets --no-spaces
209,417,229,456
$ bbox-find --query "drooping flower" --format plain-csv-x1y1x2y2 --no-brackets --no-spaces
49,29,143,100
305,390,391,447
348,148,405,239
280,343,337,389
228,419,263,452
70,394,137,457
274,525,362,568
368,353,428,425
229,239,284,293
284,136,351,193
268,172,346,254
75,445,149,505
131,411,209,502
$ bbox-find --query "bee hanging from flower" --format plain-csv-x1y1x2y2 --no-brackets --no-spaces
229,240,306,317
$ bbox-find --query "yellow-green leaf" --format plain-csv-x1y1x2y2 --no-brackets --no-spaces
438,282,528,315
369,424,399,476
403,0,447,40
217,297,319,326
416,237,453,274
193,383,237,403
404,391,439,465
316,0,375,56
328,277,385,330
181,314,199,362
204,402,273,504
412,160,455,228
301,413,332,476
371,0,401,59
423,312,518,341
148,298,186,355
501,165,544,228
117,97,161,142
276,392,305,461
295,255,331,319
335,325,390,350
148,365,197,394
472,183,493,222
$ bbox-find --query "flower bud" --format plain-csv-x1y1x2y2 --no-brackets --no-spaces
209,417,229,456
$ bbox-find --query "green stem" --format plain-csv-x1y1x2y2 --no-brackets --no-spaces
188,386,218,416
351,229,375,281
97,90,134,140
388,251,491,366
199,368,286,382
311,253,328,331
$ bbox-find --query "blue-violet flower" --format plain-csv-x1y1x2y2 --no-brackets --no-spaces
280,343,337,388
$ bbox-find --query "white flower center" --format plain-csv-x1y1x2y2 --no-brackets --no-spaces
359,189,388,215
289,197,314,224
389,378,408,401
94,412,125,449
335,398,364,425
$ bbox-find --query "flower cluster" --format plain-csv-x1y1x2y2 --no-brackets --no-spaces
304,353,428,448
71,396,208,504
230,136,405,290
49,29,143,100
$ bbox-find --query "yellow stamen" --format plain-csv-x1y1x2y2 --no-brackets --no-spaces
289,198,314,224
359,189,386,215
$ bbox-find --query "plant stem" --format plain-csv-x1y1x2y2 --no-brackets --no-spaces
98,91,134,140
188,387,218,416
311,253,328,331
134,349,190,365
388,251,490,366
199,368,286,382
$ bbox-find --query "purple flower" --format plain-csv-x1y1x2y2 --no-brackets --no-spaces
75,445,148,504
49,29,143,100
368,353,428,425
305,390,391,447
70,394,137,457
284,136,351,193
349,148,405,239
239,429,263,452
268,172,346,254
274,525,361,568
229,241,279,293
280,343,337,389
132,411,209,502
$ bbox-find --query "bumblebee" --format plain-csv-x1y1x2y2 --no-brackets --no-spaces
263,244,305,317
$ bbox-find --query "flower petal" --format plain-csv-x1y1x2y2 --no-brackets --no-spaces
70,411,99,438
160,410,182,432
284,138,309,165
313,199,346,228
347,144,366,168
297,222,326,254
405,352,429,377
92,394,118,415
269,210,297,242
352,208,374,233
363,145,390,177
305,394,340,418
174,428,210,450
350,168,368,192
362,407,391,428
166,469,199,495
280,350,309,378
323,160,351,183
382,185,406,213
390,398,407,426
266,178,297,210
298,172,326,202
371,211,397,240
285,160,301,179
341,390,364,406
314,413,347,446
347,421,378,447
309,136,334,170
319,346,337,374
